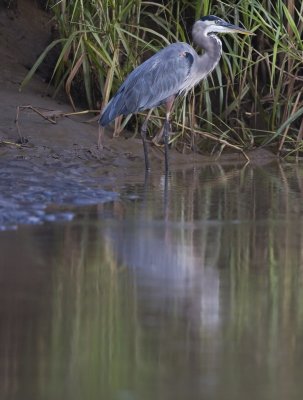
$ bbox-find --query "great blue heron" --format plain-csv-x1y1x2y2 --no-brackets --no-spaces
99,15,253,171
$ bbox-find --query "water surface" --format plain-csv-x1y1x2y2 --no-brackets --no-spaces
1,162,303,400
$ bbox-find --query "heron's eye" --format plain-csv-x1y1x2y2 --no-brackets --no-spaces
215,19,221,24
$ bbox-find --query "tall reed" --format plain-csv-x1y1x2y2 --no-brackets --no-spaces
22,0,303,154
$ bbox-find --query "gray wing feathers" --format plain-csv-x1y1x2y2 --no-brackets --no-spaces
99,43,195,126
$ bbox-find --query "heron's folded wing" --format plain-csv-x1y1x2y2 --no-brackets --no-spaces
99,43,194,125
123,43,195,112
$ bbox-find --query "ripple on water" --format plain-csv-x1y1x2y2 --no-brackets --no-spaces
0,159,118,230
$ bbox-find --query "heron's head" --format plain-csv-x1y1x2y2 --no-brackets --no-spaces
198,15,253,36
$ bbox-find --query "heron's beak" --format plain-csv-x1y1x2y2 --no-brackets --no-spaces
222,22,254,35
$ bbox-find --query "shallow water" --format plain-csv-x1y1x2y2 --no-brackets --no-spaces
0,158,118,229
1,161,303,400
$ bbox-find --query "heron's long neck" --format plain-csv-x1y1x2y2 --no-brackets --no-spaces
192,28,222,77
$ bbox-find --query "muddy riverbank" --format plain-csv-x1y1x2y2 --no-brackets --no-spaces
0,0,276,229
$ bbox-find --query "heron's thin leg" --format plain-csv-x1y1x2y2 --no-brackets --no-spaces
163,168,169,221
141,109,153,171
164,96,175,172
163,119,170,172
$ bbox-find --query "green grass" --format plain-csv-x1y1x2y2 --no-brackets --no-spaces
22,0,303,155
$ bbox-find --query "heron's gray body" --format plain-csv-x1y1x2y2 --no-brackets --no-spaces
99,40,221,126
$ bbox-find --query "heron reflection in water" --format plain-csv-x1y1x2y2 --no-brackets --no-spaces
99,15,254,171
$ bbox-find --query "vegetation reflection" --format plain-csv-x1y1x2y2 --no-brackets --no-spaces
1,163,303,399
